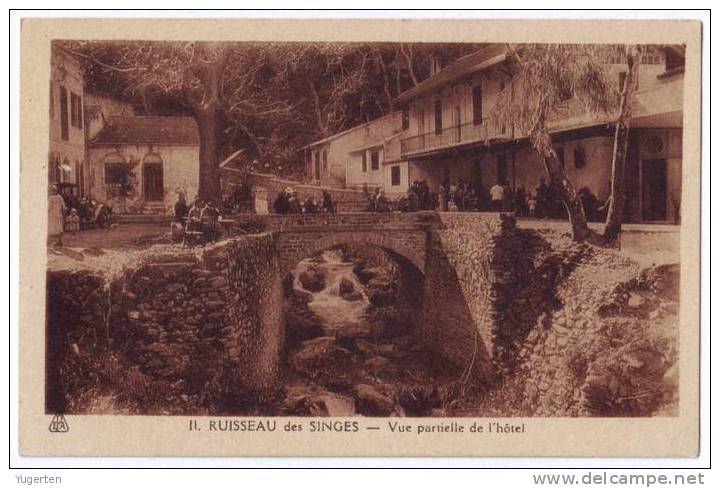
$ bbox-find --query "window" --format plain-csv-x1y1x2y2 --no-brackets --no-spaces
76,93,83,128
555,146,565,167
314,152,321,180
574,147,586,169
472,85,483,125
48,154,60,184
401,106,410,130
361,152,367,172
322,150,328,172
76,160,84,196
370,150,380,171
70,93,78,128
434,99,442,135
454,106,461,142
105,162,126,185
391,165,401,186
60,87,69,141
70,92,82,129
496,154,508,184
49,84,54,119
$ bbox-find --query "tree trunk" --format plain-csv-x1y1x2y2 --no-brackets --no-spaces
604,45,641,242
400,44,419,86
374,50,395,113
308,80,327,137
182,42,227,206
532,130,590,241
194,106,221,205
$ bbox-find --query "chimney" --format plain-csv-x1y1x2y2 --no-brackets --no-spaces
430,55,442,76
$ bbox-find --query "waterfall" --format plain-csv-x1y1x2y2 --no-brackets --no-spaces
291,250,369,330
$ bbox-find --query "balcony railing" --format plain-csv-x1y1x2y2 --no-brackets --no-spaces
399,118,511,157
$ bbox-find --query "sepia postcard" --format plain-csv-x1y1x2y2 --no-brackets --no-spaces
18,16,702,457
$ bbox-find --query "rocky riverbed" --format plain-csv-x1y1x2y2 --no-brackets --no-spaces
274,247,464,417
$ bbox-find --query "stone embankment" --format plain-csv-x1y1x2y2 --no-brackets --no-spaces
46,235,283,414
456,230,680,417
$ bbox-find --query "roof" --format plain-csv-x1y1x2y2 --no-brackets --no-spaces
89,116,199,146
395,44,508,104
219,148,248,172
301,111,402,150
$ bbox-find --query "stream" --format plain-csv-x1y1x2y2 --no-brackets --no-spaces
276,247,464,417
291,250,369,331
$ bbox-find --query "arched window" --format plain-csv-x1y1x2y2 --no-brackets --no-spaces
143,153,163,165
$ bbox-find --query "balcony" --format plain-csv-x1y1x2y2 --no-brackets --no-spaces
399,118,511,158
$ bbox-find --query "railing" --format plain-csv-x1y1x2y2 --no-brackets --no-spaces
400,118,511,157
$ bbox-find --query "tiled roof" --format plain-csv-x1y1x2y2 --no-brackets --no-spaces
90,116,199,146
395,44,508,104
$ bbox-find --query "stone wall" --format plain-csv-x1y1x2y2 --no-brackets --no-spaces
46,235,283,413
418,213,517,378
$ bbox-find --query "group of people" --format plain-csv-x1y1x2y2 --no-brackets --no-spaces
221,182,254,214
173,192,222,244
386,176,605,220
365,187,392,213
47,184,112,241
273,188,336,214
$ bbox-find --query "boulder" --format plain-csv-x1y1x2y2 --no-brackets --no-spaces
291,287,315,304
367,288,394,307
336,323,374,343
280,385,355,416
288,337,353,376
285,309,325,342
627,293,646,308
338,277,355,297
354,383,395,416
342,291,364,302
299,268,325,292
354,338,376,355
364,355,390,370
356,266,384,285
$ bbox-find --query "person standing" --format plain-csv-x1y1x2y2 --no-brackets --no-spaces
490,180,505,212
47,185,65,243
174,192,189,224
438,182,448,211
321,190,335,214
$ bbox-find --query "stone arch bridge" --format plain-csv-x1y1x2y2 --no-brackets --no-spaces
46,211,529,406
255,211,521,379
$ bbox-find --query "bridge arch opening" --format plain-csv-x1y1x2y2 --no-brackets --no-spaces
283,242,424,343
278,241,465,416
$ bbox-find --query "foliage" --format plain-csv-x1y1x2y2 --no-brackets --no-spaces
113,160,138,197
59,40,480,177
492,44,620,142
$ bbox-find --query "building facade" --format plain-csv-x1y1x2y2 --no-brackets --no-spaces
86,116,200,214
303,112,407,194
48,44,86,194
303,44,685,223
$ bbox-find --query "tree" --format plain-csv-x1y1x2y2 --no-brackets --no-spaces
603,45,641,243
64,40,486,191
493,44,618,241
62,40,296,203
